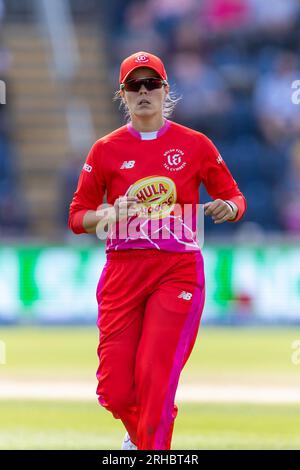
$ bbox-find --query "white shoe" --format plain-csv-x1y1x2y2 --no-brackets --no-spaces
121,432,137,450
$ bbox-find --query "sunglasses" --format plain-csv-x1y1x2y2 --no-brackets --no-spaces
120,77,167,92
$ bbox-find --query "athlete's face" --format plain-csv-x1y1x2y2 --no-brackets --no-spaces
120,67,169,119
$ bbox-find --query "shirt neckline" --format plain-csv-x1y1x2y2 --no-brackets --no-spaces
127,119,171,140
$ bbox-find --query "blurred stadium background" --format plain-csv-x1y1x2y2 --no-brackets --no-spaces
1,0,300,450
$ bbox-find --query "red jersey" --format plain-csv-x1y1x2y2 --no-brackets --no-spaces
69,120,246,252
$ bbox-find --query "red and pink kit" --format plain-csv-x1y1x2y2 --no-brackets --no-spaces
69,120,246,449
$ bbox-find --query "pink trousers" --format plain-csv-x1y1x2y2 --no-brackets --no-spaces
96,249,205,450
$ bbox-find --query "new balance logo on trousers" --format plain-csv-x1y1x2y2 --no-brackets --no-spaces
178,291,193,300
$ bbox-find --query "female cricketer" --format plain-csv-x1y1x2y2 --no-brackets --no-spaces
68,51,246,450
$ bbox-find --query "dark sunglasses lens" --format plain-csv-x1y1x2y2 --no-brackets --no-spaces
124,78,163,92
145,79,163,90
124,81,141,92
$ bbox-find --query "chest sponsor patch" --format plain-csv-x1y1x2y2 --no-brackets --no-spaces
127,175,176,219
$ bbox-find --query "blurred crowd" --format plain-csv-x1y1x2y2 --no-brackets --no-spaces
106,0,300,235
0,2,28,237
1,0,300,237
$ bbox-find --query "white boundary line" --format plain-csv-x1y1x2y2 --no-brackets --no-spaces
0,381,300,404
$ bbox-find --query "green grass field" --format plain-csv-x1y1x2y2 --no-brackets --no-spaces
1,326,300,449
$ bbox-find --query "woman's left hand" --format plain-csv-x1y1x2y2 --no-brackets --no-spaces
204,199,237,224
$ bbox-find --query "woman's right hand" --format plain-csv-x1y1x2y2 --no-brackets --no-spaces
114,195,140,221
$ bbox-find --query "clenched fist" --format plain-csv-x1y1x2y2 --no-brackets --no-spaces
114,195,140,221
204,199,237,224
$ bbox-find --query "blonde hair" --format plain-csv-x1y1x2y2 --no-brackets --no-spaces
113,87,181,122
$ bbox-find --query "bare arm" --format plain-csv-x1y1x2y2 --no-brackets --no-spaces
82,208,115,234
83,196,139,234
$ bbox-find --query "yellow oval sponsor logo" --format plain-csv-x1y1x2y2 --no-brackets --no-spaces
128,176,177,219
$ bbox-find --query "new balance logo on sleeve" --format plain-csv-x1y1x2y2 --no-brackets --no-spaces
178,291,193,300
120,160,135,169
83,163,92,172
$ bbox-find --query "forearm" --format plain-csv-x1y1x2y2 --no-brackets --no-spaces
83,207,116,234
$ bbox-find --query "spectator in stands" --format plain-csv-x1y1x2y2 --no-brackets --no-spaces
248,0,299,34
111,1,164,68
111,0,300,235
253,51,300,145
170,52,233,136
147,0,198,39
199,0,252,35
279,140,300,233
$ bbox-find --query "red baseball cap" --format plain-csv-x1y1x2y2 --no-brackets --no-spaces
119,51,168,84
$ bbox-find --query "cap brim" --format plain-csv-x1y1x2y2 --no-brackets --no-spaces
121,65,164,83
